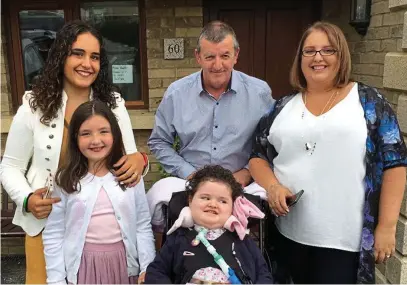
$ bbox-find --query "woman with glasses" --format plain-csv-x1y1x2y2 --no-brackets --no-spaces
249,21,407,283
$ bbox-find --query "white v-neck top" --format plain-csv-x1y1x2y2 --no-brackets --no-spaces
269,83,367,252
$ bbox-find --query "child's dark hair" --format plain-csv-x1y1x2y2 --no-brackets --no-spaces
55,100,125,194
187,165,244,201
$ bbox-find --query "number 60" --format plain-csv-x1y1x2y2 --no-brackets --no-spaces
168,44,180,53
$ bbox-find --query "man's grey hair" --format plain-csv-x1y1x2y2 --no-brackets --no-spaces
196,21,240,53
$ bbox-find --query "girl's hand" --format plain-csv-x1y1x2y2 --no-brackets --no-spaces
374,223,396,264
113,152,145,187
138,272,146,284
267,184,293,217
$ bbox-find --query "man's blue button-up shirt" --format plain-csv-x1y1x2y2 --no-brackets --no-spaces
148,70,274,179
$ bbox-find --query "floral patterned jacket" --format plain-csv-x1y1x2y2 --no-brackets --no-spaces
250,82,407,283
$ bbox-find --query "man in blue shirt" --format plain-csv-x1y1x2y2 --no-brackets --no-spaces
147,21,274,242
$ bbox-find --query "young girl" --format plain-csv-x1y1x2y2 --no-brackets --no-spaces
43,100,155,284
145,165,273,284
0,21,146,283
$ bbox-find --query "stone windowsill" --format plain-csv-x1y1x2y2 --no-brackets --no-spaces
389,0,407,10
1,110,155,133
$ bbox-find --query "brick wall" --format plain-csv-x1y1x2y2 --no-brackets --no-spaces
1,237,25,255
134,129,160,190
1,15,12,222
1,15,14,225
322,0,407,283
1,133,8,211
1,17,12,117
143,0,204,187
145,0,202,112
322,0,406,106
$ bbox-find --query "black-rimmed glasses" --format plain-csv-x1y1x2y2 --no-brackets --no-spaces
302,48,337,57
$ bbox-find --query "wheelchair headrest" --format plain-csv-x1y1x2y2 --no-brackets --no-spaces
168,191,190,222
168,191,263,223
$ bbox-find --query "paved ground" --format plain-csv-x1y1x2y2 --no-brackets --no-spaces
1,255,25,284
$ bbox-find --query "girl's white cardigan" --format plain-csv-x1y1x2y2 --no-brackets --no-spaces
0,90,137,236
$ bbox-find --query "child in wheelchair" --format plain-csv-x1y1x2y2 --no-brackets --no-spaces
145,165,273,284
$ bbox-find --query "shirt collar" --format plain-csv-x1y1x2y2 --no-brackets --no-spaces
194,225,226,240
198,70,239,97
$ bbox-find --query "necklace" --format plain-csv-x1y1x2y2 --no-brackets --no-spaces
302,89,339,118
301,89,340,154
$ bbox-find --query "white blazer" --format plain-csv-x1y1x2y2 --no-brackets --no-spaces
0,90,137,236
43,172,155,284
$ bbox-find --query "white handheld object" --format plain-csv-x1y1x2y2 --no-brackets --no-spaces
43,173,54,199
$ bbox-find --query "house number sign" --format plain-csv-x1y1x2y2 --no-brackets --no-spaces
164,38,184,59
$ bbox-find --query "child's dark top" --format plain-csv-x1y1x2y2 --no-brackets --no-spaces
145,228,273,284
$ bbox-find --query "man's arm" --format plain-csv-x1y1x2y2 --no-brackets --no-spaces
148,92,196,179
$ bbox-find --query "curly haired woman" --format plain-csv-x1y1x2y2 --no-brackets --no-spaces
0,20,148,284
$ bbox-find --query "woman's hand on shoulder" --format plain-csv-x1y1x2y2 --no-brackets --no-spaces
266,184,293,217
113,152,145,187
374,223,396,264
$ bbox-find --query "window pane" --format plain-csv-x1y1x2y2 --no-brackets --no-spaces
355,0,367,20
19,10,65,90
81,1,142,102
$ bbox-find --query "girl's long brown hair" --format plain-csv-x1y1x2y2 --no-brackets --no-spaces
55,100,125,194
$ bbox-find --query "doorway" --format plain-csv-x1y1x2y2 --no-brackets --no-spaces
204,0,321,98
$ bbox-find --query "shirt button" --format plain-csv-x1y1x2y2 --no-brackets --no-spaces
51,124,56,128
215,125,218,128
49,134,54,139
216,102,219,105
47,169,51,172
213,147,217,150
123,236,127,240
47,145,51,149
45,158,50,161
117,216,121,220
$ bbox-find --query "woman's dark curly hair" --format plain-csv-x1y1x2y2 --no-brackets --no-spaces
186,165,244,202
30,20,117,125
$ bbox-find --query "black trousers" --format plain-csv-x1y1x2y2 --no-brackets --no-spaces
273,230,359,284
